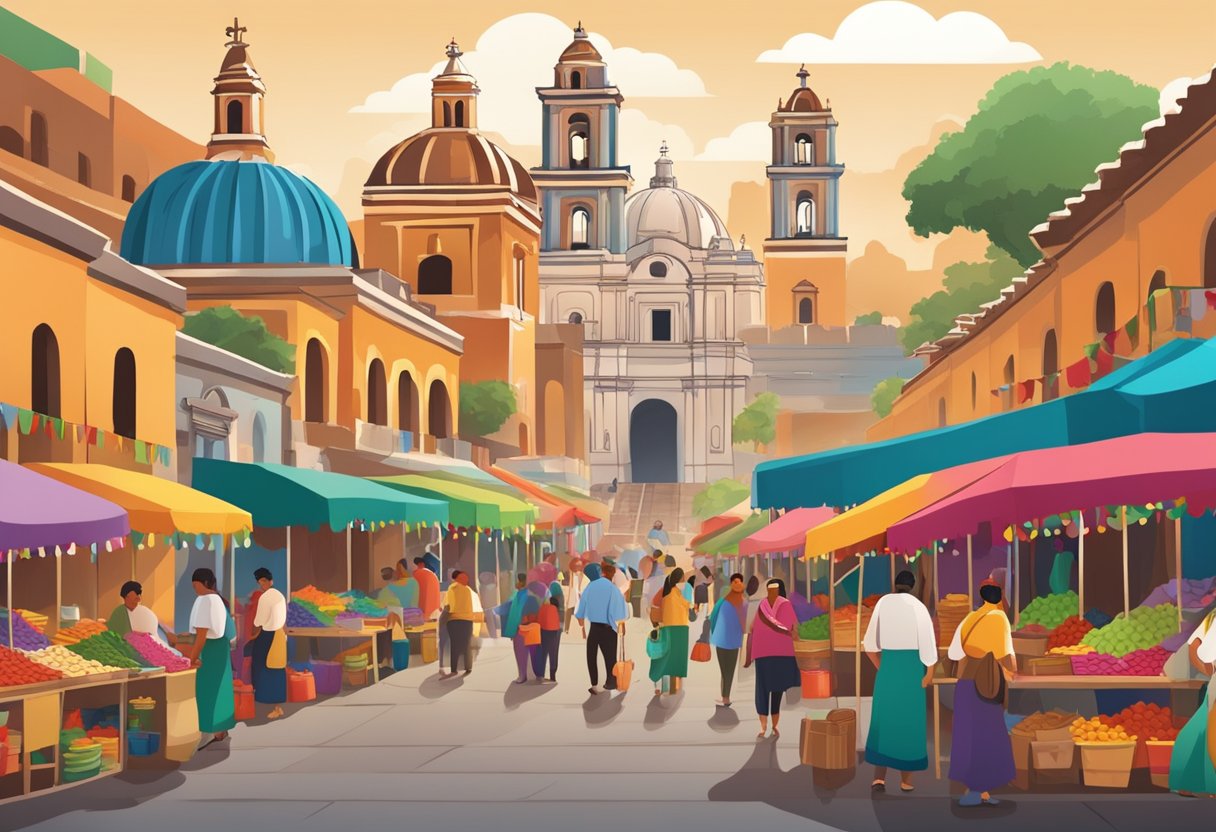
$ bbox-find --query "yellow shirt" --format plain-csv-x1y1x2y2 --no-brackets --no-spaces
949,602,1014,660
446,583,476,621
659,589,691,628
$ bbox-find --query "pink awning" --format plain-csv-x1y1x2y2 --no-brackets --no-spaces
888,433,1216,551
739,507,837,557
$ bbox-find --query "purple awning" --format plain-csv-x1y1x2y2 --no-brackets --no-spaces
0,460,129,553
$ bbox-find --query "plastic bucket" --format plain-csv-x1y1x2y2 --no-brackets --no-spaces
233,682,255,721
287,670,316,703
1146,740,1174,788
312,660,342,696
801,669,832,699
126,731,161,757
392,640,411,671
1079,742,1137,788
344,668,369,688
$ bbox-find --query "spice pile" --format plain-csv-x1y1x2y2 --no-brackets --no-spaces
0,644,64,686
1047,615,1093,649
52,620,107,645
66,631,149,670
0,611,51,651
124,632,191,672
23,645,125,677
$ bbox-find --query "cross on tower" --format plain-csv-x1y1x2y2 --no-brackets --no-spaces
446,38,462,59
797,64,809,88
659,140,669,157
225,17,247,46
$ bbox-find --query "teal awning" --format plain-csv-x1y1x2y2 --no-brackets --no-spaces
190,459,448,532
372,474,539,531
753,338,1211,510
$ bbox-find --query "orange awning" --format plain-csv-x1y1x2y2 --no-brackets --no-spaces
489,467,602,530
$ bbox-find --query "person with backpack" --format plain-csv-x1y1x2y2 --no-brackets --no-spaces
947,579,1016,807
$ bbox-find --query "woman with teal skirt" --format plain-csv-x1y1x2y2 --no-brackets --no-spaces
186,568,236,745
861,570,939,792
649,568,690,695
1170,610,1216,796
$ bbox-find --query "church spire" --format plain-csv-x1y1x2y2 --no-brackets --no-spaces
650,142,677,188
207,17,273,161
431,39,479,129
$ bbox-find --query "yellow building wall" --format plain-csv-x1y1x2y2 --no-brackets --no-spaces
763,252,847,329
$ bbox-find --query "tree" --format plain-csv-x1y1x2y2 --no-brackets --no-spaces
181,306,295,373
854,311,883,326
903,63,1158,268
732,392,779,450
871,376,906,418
899,245,1025,352
458,380,517,437
693,478,750,520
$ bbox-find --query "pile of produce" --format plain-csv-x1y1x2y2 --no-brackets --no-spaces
52,620,107,646
1071,715,1135,743
1011,709,1079,737
15,609,48,631
22,645,124,677
1048,644,1095,656
1106,702,1179,743
1080,604,1178,657
334,610,364,623
1019,592,1078,631
797,616,830,641
0,644,64,686
292,586,346,615
286,601,330,628
345,596,388,617
1017,623,1048,636
810,593,830,612
66,631,148,670
1071,645,1170,676
124,632,191,672
1048,615,1094,649
0,611,51,651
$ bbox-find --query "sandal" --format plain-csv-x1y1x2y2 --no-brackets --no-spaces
871,780,886,792
900,784,915,793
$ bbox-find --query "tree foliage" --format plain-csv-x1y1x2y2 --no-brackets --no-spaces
871,377,907,419
732,392,779,450
458,380,517,438
899,245,1025,352
903,62,1158,268
693,478,750,520
181,306,295,373
854,311,883,326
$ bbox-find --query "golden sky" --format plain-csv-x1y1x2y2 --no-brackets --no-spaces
9,0,1214,311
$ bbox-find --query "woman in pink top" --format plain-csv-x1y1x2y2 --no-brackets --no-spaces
744,578,801,739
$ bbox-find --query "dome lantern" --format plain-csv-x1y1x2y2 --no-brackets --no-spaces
649,141,677,188
207,17,273,161
554,22,607,88
431,39,479,129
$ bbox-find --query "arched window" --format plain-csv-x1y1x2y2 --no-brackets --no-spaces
970,372,977,411
442,101,451,127
31,324,60,417
304,338,328,423
1148,269,1167,299
226,100,243,133
514,249,526,314
571,70,582,89
937,398,947,428
454,101,465,127
1204,221,1216,289
77,153,91,187
30,111,48,167
518,423,530,454
796,192,815,235
367,358,387,426
1095,281,1116,335
795,134,814,165
252,412,267,463
397,372,418,434
121,175,136,203
649,261,668,278
797,297,814,324
428,380,451,439
567,311,584,325
112,348,137,439
568,114,590,169
418,254,453,294
1042,328,1059,402
571,207,591,249
0,126,21,156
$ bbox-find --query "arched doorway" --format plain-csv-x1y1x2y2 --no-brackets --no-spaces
629,399,678,483
31,323,61,417
418,255,452,294
112,347,137,439
1205,221,1216,289
367,359,387,425
428,380,451,439
543,380,565,455
304,338,327,423
397,372,418,434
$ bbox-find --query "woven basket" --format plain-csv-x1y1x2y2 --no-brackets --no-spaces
794,639,831,669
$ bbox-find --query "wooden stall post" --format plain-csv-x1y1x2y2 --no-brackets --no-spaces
855,554,865,722
6,555,12,648
966,535,974,607
345,525,353,591
1175,518,1183,632
285,526,292,594
1121,506,1130,617
1078,510,1086,617
229,538,237,609
1013,536,1020,626
932,541,939,612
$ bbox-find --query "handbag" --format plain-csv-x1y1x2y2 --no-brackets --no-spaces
690,641,711,662
958,612,1006,704
646,628,668,659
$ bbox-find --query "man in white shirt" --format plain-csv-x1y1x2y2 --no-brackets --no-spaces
250,567,288,719
861,569,938,793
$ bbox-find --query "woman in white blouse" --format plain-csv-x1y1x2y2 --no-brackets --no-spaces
1170,609,1216,795
185,568,236,744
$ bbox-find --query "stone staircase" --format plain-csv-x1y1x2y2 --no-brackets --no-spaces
596,482,705,564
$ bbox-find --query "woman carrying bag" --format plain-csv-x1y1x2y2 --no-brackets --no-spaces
1169,608,1216,795
648,568,690,695
744,579,800,739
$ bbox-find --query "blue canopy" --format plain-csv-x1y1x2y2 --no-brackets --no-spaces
753,339,1211,510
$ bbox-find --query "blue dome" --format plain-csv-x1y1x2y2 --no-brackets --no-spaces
120,160,354,267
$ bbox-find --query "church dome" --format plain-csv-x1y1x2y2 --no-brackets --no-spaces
365,130,538,202
120,159,354,266
779,65,826,112
625,150,731,250
559,24,603,63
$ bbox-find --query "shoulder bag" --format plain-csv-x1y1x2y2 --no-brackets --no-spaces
957,611,1006,704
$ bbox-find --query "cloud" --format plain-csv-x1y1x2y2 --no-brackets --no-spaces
350,13,709,146
756,1,1041,65
1159,76,1196,116
617,109,695,174
696,121,770,161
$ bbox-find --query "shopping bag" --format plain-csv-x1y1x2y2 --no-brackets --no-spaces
518,623,541,646
613,634,634,693
690,642,711,662
646,628,667,659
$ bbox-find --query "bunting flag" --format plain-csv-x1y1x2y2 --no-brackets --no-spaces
1017,379,1036,404
1125,314,1140,349
1044,372,1061,400
1065,357,1092,389
1207,290,1216,312
0,401,169,466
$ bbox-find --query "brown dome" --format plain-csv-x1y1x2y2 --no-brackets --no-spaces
365,130,538,202
559,24,603,63
781,87,825,113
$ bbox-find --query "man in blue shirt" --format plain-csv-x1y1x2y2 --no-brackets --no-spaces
575,562,628,695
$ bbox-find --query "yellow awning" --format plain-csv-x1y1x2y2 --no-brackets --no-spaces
803,474,931,560
28,463,251,536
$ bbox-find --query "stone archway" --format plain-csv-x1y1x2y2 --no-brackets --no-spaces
629,399,678,483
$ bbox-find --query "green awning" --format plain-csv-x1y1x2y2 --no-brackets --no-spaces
695,513,769,556
371,474,538,530
191,459,448,532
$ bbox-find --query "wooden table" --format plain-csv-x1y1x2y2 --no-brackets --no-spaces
285,626,391,683
930,675,1205,779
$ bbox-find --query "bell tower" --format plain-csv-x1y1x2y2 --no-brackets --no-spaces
762,65,847,328
532,23,632,253
206,18,273,161
431,39,479,129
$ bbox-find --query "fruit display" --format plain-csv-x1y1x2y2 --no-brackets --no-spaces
1071,645,1170,677
286,601,329,628
124,632,191,672
15,609,48,631
811,593,830,612
0,611,51,651
66,631,149,670
345,596,388,617
797,616,830,641
292,586,346,615
1080,604,1178,657
1011,709,1079,737
1048,616,1094,649
1019,592,1079,631
0,644,64,686
1106,702,1179,743
22,645,125,677
1049,644,1096,657
1071,715,1135,743
52,619,107,646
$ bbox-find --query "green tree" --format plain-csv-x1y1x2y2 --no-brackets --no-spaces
458,380,517,437
693,478,750,520
871,376,907,419
903,62,1158,268
899,245,1025,352
854,311,883,326
732,392,779,450
181,306,295,373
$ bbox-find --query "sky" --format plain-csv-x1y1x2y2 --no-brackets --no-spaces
9,0,1214,316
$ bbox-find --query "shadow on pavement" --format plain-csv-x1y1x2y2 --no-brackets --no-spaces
503,679,555,710
643,690,685,729
582,691,626,727
418,673,465,699
707,704,740,732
